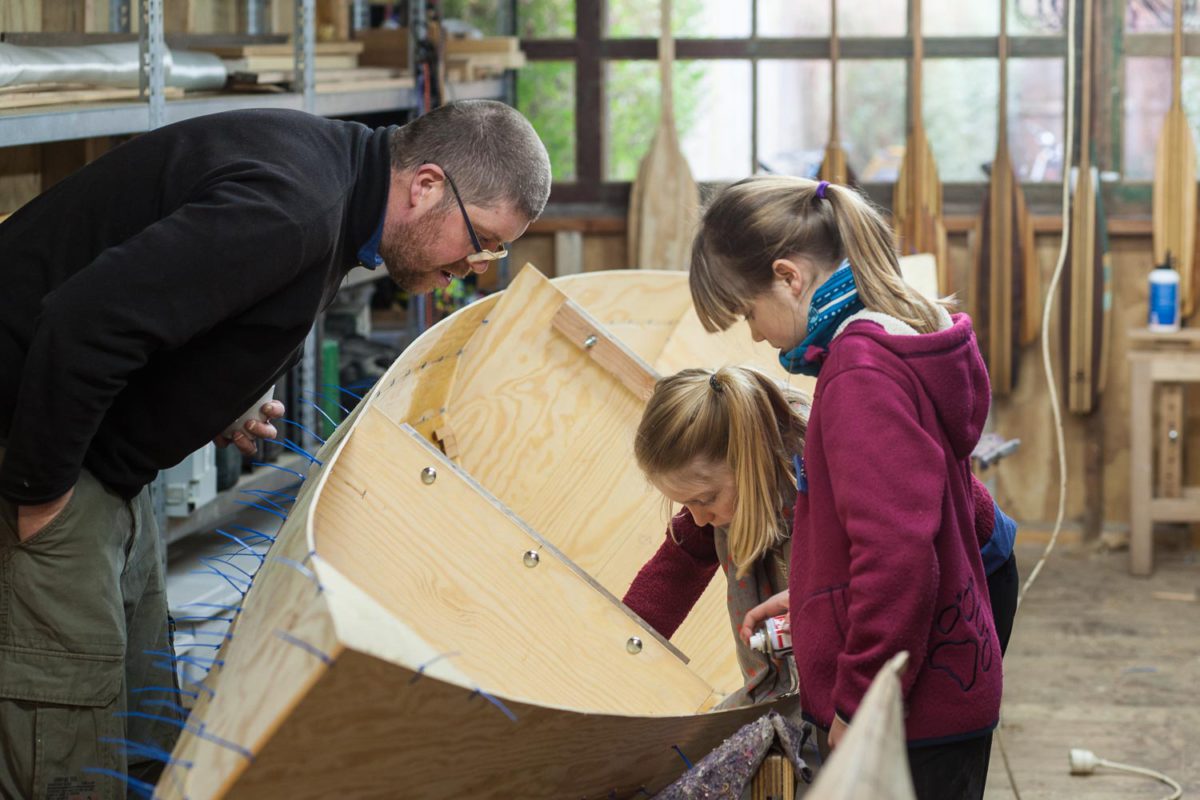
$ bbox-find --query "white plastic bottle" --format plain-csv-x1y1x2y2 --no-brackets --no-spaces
1148,256,1181,333
748,613,793,656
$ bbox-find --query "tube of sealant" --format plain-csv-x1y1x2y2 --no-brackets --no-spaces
748,613,792,656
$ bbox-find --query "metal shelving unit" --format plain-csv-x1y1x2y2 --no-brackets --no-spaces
0,0,509,148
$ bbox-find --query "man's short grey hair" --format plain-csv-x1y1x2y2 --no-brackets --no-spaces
389,100,552,221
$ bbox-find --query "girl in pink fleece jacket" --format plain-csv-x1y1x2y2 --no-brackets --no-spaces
688,175,1003,800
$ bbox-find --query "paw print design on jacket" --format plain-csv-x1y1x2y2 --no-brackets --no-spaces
928,576,994,692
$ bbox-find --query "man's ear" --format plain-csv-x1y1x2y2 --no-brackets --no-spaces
408,163,446,209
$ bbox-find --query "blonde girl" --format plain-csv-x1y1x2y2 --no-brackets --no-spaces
690,176,1007,800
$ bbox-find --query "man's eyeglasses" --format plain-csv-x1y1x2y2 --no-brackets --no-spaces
442,168,508,265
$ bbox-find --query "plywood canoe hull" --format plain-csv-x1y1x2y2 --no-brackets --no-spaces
158,266,811,798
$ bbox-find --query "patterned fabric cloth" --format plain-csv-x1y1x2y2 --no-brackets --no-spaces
778,260,864,377
654,710,816,799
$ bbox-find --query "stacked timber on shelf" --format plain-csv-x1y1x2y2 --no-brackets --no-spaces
0,84,184,110
157,267,810,799
195,40,414,94
191,40,364,72
443,36,525,81
358,25,524,80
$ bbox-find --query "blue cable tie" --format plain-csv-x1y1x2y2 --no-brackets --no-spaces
274,630,334,665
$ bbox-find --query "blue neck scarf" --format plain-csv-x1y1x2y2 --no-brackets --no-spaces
778,260,864,376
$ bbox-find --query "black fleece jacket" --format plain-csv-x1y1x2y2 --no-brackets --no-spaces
0,108,393,503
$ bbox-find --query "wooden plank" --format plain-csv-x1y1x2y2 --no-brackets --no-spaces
551,299,660,402
1153,0,1198,318
1129,356,1154,575
191,40,364,57
219,647,779,799
1157,383,1184,498
220,54,360,72
1129,326,1200,350
0,86,183,110
229,66,403,85
314,411,711,712
444,36,521,55
555,269,695,362
627,0,699,271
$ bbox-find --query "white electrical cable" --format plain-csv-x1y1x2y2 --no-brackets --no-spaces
997,0,1077,795
1020,0,1076,611
1069,748,1183,800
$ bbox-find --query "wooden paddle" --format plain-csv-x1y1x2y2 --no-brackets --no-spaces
976,0,1032,396
1153,0,1197,317
892,0,949,295
627,0,699,271
817,0,849,185
1063,0,1109,415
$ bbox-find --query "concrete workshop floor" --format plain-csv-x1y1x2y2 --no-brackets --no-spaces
984,538,1200,799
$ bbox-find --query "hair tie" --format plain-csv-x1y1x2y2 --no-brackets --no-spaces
709,373,724,394
816,180,830,200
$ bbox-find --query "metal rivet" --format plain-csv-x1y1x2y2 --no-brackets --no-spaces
523,550,540,568
584,334,598,349
1169,428,1180,441
420,467,437,485
626,636,643,654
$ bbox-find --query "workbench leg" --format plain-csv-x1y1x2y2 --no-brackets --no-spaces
1129,358,1154,576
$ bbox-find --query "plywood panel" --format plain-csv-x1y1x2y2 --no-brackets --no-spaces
446,266,743,693
315,410,715,713
224,647,780,800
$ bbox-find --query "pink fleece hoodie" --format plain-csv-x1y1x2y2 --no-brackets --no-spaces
790,311,1001,745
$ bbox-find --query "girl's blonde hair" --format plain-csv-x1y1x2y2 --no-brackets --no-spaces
634,366,809,578
690,175,949,335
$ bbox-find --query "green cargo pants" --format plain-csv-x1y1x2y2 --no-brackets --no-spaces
0,449,181,800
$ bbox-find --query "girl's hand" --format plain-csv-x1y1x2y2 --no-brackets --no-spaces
828,714,849,750
739,590,789,644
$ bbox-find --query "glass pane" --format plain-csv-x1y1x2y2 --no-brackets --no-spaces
757,60,831,176
839,59,906,180
1122,56,1200,181
607,0,751,38
839,0,905,37
605,59,751,180
517,61,577,180
1008,58,1064,181
1127,0,1200,34
440,0,502,36
924,59,998,181
1010,0,1064,35
605,60,659,180
757,0,830,37
923,0,998,36
517,0,574,38
677,60,753,180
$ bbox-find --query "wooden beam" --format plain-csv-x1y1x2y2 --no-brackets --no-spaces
551,298,659,402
